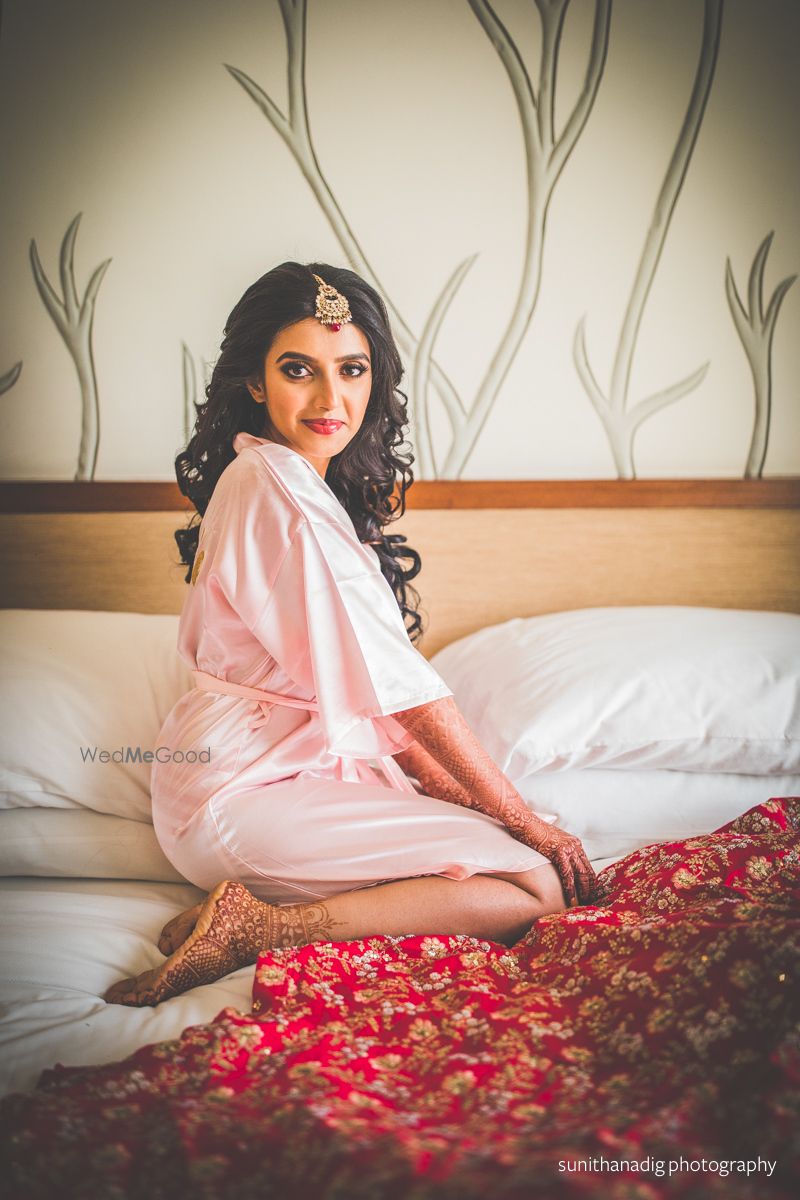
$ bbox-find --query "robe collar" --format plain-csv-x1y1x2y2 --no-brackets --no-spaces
232,432,270,455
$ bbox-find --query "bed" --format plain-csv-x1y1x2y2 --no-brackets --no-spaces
1,481,798,1198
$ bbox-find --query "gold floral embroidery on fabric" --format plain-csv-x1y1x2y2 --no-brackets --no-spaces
745,855,771,880
4,798,798,1198
191,549,205,585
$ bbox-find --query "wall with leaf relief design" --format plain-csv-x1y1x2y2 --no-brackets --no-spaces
0,0,797,481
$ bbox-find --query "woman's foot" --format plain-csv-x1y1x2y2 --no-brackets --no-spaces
104,880,271,1007
157,902,203,955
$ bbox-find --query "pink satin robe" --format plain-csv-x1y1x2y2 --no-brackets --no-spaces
151,434,548,903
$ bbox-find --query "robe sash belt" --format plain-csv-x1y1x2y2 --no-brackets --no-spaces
191,669,416,796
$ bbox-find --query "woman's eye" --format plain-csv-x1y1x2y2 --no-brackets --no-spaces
280,361,369,379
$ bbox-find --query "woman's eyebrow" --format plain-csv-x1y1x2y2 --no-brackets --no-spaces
275,351,370,364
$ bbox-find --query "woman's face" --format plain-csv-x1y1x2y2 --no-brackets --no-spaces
247,317,373,479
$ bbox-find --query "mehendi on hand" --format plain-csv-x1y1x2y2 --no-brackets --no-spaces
392,697,596,906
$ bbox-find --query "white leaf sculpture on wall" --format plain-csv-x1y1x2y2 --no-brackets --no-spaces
446,0,611,476
181,342,212,445
228,0,609,477
0,361,21,396
225,0,463,478
29,213,111,481
725,232,796,479
411,254,479,476
182,341,198,446
572,0,722,479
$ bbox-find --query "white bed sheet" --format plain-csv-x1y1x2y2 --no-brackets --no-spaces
1,859,622,1097
0,877,254,1097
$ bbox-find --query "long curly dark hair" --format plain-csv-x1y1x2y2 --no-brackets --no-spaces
174,261,426,642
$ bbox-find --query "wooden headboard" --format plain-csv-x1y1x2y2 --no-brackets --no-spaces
1,480,798,658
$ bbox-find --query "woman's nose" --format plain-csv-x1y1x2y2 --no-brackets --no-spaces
315,373,341,410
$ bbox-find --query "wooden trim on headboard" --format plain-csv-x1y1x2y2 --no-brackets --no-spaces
1,478,799,513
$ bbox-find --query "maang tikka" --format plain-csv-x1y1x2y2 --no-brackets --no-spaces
312,273,352,331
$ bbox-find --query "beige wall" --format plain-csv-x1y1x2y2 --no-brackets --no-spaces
0,0,797,481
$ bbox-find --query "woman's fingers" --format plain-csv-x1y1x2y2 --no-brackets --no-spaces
575,854,597,905
518,820,596,908
559,838,595,906
553,844,597,908
554,850,579,907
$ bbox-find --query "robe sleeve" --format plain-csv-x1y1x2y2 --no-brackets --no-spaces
204,448,453,759
250,518,454,760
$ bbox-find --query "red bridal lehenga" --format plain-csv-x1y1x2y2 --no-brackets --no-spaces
3,797,799,1200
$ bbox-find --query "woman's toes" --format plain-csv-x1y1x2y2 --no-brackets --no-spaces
103,968,160,1007
103,977,135,1004
105,960,166,1008
157,904,202,955
157,919,178,955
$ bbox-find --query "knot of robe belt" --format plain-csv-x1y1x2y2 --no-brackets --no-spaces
248,701,274,732
191,669,320,735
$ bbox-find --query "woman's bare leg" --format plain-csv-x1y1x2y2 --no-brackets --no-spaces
156,863,566,955
489,862,568,914
105,869,563,1007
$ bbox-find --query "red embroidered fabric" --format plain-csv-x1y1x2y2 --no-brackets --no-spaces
3,797,799,1199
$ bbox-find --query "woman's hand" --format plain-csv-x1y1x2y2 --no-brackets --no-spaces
515,815,596,908
392,698,598,908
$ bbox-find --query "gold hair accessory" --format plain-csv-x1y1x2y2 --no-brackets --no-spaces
313,273,352,331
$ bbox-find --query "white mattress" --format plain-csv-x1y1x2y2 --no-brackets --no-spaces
0,859,623,1097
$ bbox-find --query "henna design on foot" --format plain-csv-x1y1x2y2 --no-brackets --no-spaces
157,902,203,955
104,882,345,1007
265,901,343,947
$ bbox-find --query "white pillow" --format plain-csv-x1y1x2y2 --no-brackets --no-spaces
0,809,187,882
0,610,189,821
517,768,800,860
431,607,800,777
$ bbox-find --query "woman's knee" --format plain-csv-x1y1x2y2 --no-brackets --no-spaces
498,863,568,916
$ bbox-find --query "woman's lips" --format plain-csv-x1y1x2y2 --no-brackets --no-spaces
302,420,344,435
